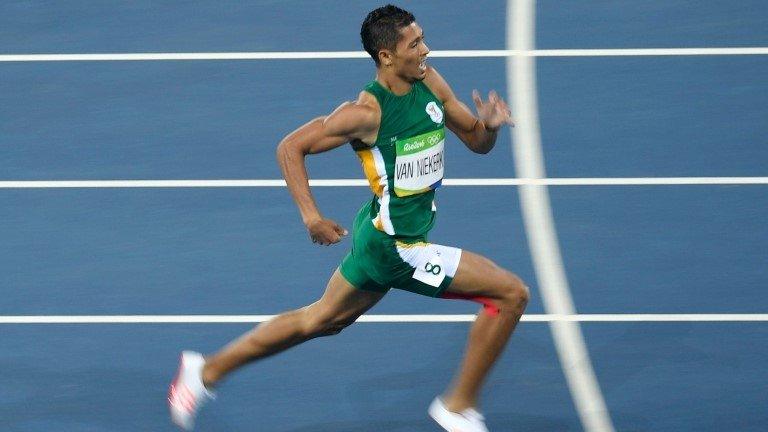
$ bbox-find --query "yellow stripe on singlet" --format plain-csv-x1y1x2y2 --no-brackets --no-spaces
373,214,385,231
356,148,384,197
395,240,430,249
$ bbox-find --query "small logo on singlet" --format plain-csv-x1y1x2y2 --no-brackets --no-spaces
425,101,443,124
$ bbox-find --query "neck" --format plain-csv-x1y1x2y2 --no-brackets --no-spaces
375,69,414,96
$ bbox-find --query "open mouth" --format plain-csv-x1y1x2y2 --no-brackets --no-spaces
419,58,427,71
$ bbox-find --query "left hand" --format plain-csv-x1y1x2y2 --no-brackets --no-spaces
472,90,514,130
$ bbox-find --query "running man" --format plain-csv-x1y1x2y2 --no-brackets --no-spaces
169,5,529,431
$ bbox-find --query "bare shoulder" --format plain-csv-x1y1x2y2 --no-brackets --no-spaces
422,66,456,103
325,92,377,124
322,91,380,144
353,90,381,125
350,91,381,144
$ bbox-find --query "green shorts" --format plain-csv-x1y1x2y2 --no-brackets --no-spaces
339,203,463,297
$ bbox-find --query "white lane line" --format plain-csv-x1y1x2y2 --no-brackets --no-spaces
1,314,766,324
1,177,767,188
508,1,616,431
1,47,767,62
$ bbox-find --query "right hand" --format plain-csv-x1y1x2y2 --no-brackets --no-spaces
306,217,348,246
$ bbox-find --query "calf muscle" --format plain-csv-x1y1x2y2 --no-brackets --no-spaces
202,269,384,387
439,250,529,411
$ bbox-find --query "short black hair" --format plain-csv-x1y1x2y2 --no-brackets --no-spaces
360,5,416,66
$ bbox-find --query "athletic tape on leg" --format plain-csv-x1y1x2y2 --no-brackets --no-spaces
441,292,500,316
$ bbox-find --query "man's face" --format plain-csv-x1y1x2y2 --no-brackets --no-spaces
389,22,430,81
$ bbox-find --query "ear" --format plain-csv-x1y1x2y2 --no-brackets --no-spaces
378,49,394,67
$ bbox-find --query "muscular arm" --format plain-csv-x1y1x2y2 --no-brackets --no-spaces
276,99,378,245
447,99,499,154
424,67,513,154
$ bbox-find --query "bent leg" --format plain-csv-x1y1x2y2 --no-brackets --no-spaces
202,268,386,387
440,250,529,412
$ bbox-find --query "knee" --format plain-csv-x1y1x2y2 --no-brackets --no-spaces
302,308,353,338
498,271,530,311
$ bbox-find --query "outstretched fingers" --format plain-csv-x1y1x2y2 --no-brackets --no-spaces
491,93,513,126
488,90,499,104
472,89,515,128
472,89,483,110
499,99,514,126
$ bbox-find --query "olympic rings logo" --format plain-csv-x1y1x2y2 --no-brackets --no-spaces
424,262,442,275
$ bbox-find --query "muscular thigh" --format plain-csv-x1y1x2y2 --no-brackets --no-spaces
446,250,517,300
308,269,386,323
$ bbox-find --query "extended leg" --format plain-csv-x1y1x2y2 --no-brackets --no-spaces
201,268,385,387
169,269,384,430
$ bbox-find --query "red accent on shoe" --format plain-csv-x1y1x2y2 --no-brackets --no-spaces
167,354,184,407
168,354,198,414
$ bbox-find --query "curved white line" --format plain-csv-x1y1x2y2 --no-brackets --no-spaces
507,1,616,431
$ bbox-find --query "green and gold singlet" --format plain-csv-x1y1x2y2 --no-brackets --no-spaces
352,80,446,237
340,79,462,298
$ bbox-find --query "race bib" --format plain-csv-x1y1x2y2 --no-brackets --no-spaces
393,128,445,197
412,253,445,288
